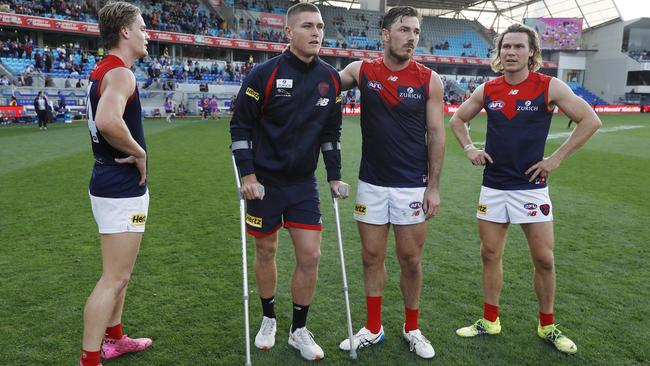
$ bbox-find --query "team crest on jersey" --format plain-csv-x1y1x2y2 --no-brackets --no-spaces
355,203,367,215
367,80,383,91
318,82,330,97
477,204,487,214
246,214,263,228
539,204,550,216
516,100,539,111
131,214,147,226
488,100,505,110
398,86,423,100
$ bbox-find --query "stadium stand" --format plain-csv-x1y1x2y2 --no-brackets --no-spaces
422,17,492,58
0,0,628,110
568,82,607,105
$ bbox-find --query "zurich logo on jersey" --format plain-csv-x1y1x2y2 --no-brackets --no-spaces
488,100,505,110
398,86,423,100
516,99,539,111
367,80,384,91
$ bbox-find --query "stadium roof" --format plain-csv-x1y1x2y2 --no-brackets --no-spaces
315,0,624,32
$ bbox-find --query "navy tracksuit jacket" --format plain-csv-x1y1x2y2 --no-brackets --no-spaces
230,51,342,184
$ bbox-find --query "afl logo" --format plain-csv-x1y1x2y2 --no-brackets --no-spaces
367,80,383,91
488,100,505,110
409,201,422,209
523,203,537,210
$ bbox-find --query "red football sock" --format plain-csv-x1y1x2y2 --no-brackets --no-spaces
539,312,555,327
365,296,382,333
105,323,123,340
484,303,499,322
80,349,101,366
404,307,419,332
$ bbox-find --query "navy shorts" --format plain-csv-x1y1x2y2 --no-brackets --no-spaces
245,177,321,237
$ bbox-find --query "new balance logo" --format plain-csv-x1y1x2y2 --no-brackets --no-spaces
315,98,329,106
387,75,398,81
508,89,519,95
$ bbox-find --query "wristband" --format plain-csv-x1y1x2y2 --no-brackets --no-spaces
463,143,477,152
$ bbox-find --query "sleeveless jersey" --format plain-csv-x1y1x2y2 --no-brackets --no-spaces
358,58,432,187
87,54,147,198
482,72,553,190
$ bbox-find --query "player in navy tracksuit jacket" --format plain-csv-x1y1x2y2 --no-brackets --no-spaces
229,3,348,360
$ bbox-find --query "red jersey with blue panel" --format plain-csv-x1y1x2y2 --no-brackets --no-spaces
358,58,432,188
482,72,553,190
86,54,147,198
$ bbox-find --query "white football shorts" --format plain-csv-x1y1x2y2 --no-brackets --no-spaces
476,186,553,224
354,180,426,225
89,189,150,234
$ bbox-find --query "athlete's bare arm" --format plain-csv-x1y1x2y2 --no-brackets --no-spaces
95,67,147,186
449,84,494,166
339,61,362,91
525,78,602,181
423,71,445,219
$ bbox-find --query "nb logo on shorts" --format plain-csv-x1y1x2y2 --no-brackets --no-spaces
131,214,147,226
246,214,263,228
477,204,487,214
355,203,367,215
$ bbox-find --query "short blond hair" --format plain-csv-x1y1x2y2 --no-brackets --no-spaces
98,1,141,50
490,23,542,73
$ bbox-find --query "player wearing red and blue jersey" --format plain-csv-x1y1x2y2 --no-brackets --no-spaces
230,3,347,361
337,6,445,359
450,23,601,355
80,2,153,366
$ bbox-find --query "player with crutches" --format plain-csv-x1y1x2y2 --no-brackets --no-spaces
230,4,347,361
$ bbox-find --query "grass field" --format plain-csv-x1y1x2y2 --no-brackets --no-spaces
1,114,649,365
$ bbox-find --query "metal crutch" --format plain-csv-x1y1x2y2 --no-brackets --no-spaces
331,183,357,360
232,154,252,366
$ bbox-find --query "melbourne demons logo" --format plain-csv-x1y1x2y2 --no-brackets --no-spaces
318,82,330,97
367,80,383,91
488,100,505,110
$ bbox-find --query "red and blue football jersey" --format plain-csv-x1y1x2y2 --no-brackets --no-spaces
358,58,432,188
482,72,553,190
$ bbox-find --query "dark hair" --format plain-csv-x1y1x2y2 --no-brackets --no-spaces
491,23,542,72
286,3,320,24
381,6,420,30
98,1,141,50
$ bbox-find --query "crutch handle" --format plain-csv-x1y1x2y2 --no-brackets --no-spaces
332,182,350,199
